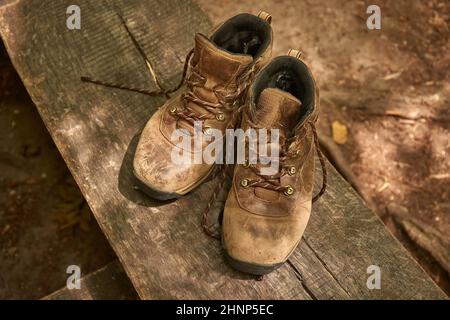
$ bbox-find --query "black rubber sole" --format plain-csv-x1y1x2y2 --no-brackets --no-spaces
224,250,283,275
133,172,182,201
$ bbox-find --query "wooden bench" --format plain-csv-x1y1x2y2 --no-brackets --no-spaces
43,261,137,300
1,0,446,299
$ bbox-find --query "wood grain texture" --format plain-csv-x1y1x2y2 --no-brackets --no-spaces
43,261,138,300
0,0,446,299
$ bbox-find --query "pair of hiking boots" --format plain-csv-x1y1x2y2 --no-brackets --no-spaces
131,11,326,275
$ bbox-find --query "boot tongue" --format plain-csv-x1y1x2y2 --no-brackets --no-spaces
178,34,253,133
255,88,302,134
253,88,302,201
193,33,253,85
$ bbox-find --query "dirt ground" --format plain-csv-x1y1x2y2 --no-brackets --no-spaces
196,0,450,294
0,45,116,299
0,0,449,298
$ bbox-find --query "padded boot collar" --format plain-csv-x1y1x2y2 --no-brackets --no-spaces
247,54,319,131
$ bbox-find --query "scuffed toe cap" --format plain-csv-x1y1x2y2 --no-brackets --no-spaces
132,108,212,195
222,192,305,266
133,136,202,194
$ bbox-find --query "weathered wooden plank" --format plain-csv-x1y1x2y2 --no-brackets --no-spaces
43,261,138,300
288,160,447,299
0,0,446,299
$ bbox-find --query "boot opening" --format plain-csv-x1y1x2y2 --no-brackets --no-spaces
252,56,317,125
211,13,272,59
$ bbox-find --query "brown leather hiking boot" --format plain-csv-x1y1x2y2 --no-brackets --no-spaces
132,12,273,200
222,50,327,275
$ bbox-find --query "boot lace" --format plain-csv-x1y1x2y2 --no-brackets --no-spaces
201,112,328,240
168,49,260,130
240,116,327,202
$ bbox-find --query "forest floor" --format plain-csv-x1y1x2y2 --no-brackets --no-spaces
0,46,116,299
0,0,449,298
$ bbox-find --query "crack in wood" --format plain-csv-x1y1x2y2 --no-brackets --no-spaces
303,238,352,297
287,260,318,300
118,13,164,91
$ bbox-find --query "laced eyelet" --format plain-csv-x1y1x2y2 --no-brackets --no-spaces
288,166,296,176
216,113,225,121
240,179,249,188
284,185,295,196
242,159,250,168
169,106,177,114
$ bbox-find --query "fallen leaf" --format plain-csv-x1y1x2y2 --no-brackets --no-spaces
383,70,403,81
331,121,348,144
429,173,450,179
377,181,390,192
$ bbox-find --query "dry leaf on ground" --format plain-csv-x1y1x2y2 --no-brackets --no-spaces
331,120,348,145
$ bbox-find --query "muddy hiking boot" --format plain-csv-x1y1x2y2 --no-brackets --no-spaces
222,50,327,275
131,11,273,200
